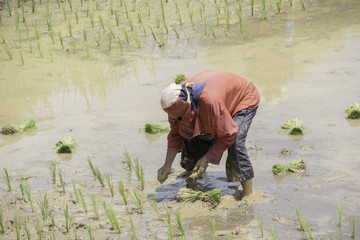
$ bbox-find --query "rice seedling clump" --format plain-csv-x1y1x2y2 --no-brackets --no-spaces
272,159,306,175
345,103,360,119
174,74,187,84
281,118,304,135
176,188,222,208
14,118,37,133
0,124,17,135
55,135,78,153
144,123,170,134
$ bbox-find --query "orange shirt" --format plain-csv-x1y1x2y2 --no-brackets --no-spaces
167,70,260,164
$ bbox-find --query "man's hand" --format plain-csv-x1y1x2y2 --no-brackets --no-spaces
157,164,172,184
192,155,209,177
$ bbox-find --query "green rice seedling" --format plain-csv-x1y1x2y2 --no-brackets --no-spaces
4,43,13,60
271,226,278,240
71,36,76,54
276,0,282,14
261,9,267,20
299,0,306,10
77,188,88,213
87,225,94,240
115,11,120,26
117,37,123,55
90,195,99,220
61,4,67,20
49,161,56,184
95,0,100,10
75,9,79,24
182,28,189,41
49,210,56,227
133,32,141,48
133,158,145,190
118,180,128,205
0,208,3,233
14,215,20,240
84,42,90,57
289,0,293,7
257,219,264,238
23,217,30,239
296,208,313,240
29,41,33,53
250,0,254,16
46,16,52,31
237,11,243,34
49,28,55,44
148,25,157,42
226,16,230,31
31,0,36,13
281,118,304,135
3,168,12,191
33,23,40,40
137,10,142,24
129,217,138,240
87,157,105,187
58,169,66,193
80,0,83,7
349,216,355,238
156,29,165,47
24,182,34,212
122,28,129,44
132,189,143,213
68,0,73,12
36,221,42,240
110,0,114,15
149,195,160,217
0,14,2,26
56,0,61,8
211,218,215,240
98,15,105,31
272,159,306,175
6,0,12,16
188,10,194,31
128,17,134,32
58,31,64,49
83,27,87,42
107,33,113,51
68,21,73,37
36,41,43,58
105,174,114,197
95,32,101,47
170,24,179,39
102,201,121,233
175,210,187,239
64,205,70,232
337,204,343,227
124,1,129,19
71,180,80,203
209,24,216,39
345,103,360,119
38,194,50,220
86,5,89,17
155,16,161,28
15,13,20,31
19,176,26,200
175,74,187,84
55,135,78,153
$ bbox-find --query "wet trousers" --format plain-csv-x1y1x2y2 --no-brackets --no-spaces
180,107,258,182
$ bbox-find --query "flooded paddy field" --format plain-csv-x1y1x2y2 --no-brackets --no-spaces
0,0,359,239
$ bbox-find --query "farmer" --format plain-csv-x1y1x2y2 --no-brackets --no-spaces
157,70,260,196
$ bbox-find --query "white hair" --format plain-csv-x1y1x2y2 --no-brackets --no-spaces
160,83,182,109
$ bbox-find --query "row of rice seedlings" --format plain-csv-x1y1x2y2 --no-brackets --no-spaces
3,168,12,191
88,157,105,187
77,188,88,213
102,201,122,233
91,195,100,220
38,194,50,220
58,169,66,193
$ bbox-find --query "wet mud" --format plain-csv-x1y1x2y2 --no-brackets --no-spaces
1,0,360,239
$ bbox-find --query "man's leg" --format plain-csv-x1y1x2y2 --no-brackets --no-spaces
226,107,257,196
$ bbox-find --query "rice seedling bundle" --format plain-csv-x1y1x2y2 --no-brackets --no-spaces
176,188,222,204
144,123,170,134
15,118,37,133
281,118,304,135
175,74,187,84
345,103,360,119
55,135,78,153
272,159,306,175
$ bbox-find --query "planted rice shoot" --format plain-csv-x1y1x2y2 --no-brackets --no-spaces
64,205,70,232
49,161,56,184
49,211,56,227
271,226,278,240
49,28,55,44
4,43,13,60
90,14,94,28
117,37,123,55
98,15,105,31
58,31,64,49
3,168,12,191
38,194,50,220
118,180,128,205
88,157,105,187
257,218,264,238
95,32,101,47
149,195,160,217
31,0,36,13
0,208,3,233
130,217,138,240
87,225,94,240
23,217,30,239
91,195,100,220
349,216,355,238
105,174,114,197
133,32,141,48
300,0,306,10
19,176,26,200
24,182,34,212
276,0,282,13
272,159,306,175
345,103,360,119
71,36,76,54
36,221,42,240
14,215,20,240
237,11,243,34
83,28,87,42
15,13,20,31
55,135,78,153
337,204,343,227
296,208,313,240
61,4,67,20
176,210,187,240
133,158,145,190
132,189,143,213
281,118,304,135
58,169,66,193
102,201,121,233
122,148,133,171
71,180,80,203
144,123,170,134
36,41,43,58
77,188,88,213
68,21,73,37
211,218,215,240
170,24,180,39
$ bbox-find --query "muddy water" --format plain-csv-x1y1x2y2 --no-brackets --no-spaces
1,0,360,239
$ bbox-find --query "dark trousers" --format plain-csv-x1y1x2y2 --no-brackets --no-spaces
180,107,258,182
